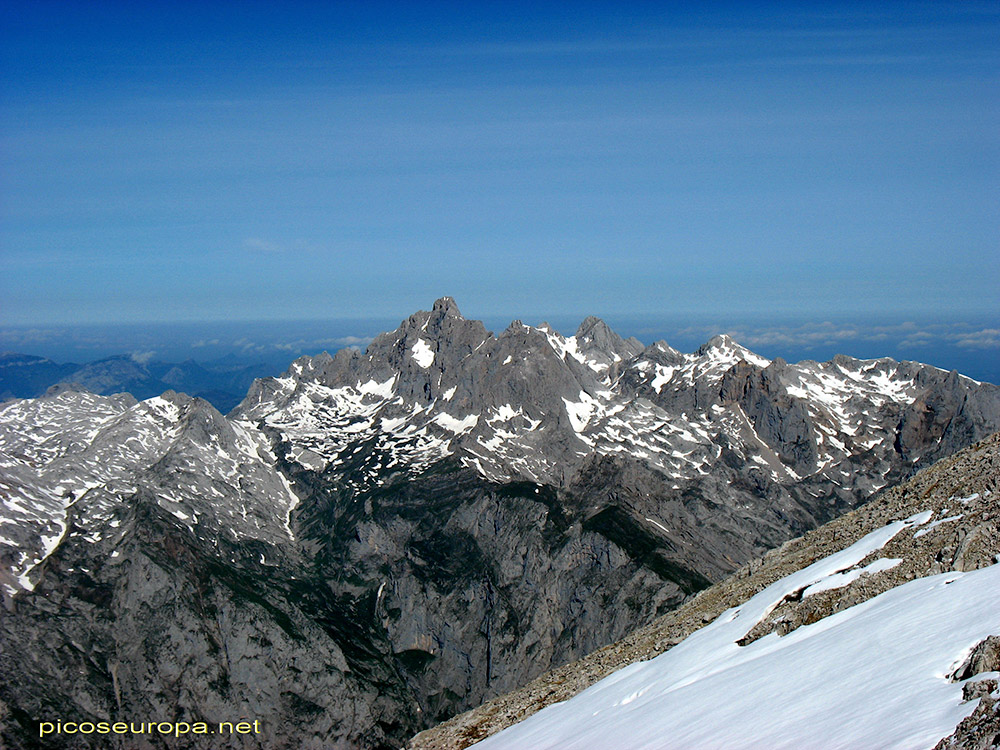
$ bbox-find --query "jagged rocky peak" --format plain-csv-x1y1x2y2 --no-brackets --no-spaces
365,297,492,376
407,295,468,333
575,315,626,352
153,389,233,441
831,352,860,369
636,340,684,366
697,333,766,363
700,332,737,349
573,315,644,364
765,355,789,371
433,295,462,316
503,319,558,352
266,302,648,399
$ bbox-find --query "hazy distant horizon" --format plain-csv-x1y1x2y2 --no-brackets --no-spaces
3,306,998,385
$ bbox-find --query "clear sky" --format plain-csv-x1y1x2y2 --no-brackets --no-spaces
2,1,998,326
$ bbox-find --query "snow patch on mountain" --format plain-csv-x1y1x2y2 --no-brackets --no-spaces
434,413,479,433
411,339,435,369
650,365,674,393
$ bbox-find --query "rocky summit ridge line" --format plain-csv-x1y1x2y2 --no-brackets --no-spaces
1,298,999,749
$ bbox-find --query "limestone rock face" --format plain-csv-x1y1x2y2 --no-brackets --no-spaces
409,432,1000,750
2,299,999,749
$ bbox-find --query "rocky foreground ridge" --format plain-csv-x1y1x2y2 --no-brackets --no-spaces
410,431,1000,749
1,299,999,749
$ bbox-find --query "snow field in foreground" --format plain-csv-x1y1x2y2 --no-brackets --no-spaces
476,516,1000,750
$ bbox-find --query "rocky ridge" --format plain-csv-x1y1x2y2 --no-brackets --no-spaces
408,431,1000,749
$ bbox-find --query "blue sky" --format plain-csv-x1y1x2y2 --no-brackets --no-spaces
1,1,998,327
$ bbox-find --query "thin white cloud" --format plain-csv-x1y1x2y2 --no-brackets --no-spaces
272,335,374,352
671,321,1000,353
243,237,321,255
952,329,1000,349
335,336,372,347
244,237,286,253
0,327,65,345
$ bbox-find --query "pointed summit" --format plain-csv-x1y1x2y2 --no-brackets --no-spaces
697,334,745,354
575,316,608,337
575,316,619,347
395,297,464,335
432,296,463,318
575,316,643,360
697,334,769,368
358,297,489,385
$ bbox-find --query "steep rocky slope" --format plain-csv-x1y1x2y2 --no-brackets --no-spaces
1,299,998,749
409,431,1000,749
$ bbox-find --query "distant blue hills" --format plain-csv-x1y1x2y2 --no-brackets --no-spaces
0,352,276,414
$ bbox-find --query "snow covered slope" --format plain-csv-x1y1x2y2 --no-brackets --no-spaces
410,432,1000,750
474,519,998,750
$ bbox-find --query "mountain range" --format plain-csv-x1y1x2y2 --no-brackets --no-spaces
0,352,269,414
1,297,998,749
